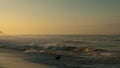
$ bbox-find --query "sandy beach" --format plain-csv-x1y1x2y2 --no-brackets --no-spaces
0,48,53,68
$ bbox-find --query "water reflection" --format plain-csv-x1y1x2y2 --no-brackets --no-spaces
0,48,53,68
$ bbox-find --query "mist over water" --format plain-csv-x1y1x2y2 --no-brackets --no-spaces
0,35,120,51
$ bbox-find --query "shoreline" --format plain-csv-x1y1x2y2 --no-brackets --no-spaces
0,48,54,68
0,45,120,68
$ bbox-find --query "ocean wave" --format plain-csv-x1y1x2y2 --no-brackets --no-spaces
0,35,120,68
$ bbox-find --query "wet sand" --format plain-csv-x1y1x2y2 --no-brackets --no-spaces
0,48,53,68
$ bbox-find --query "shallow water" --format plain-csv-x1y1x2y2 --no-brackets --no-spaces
0,48,53,68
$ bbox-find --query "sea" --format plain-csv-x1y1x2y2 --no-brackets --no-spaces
0,35,120,51
0,35,120,68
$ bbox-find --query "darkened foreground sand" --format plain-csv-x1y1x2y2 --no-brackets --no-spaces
0,48,53,68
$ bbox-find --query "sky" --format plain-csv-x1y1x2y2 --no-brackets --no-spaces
0,0,120,35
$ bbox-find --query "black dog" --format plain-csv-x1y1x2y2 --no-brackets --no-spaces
55,55,61,60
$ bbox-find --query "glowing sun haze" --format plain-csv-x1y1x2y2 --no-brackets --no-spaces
0,0,120,34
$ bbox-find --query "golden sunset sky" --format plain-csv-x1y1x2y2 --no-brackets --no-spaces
0,0,120,34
